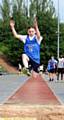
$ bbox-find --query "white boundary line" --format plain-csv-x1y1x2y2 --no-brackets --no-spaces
42,74,64,105
1,76,30,105
46,81,64,105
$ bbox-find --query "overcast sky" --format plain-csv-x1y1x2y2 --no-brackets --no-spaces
52,0,64,22
0,0,64,22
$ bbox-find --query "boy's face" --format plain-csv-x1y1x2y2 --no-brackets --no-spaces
28,27,36,37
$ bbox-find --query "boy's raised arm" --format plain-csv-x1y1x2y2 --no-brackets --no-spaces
10,18,21,39
34,17,41,40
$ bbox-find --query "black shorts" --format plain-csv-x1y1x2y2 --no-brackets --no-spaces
48,69,55,73
19,69,21,72
28,57,40,73
57,68,64,73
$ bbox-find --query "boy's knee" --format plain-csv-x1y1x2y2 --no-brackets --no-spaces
22,54,29,61
22,54,29,68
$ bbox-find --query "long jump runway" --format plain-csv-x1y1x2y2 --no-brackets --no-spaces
4,74,60,105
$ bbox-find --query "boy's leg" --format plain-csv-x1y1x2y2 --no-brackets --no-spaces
22,54,29,68
32,70,39,78
57,72,59,80
61,68,63,80
61,73,63,80
52,69,56,81
22,54,31,75
49,72,52,81
57,68,60,80
30,59,40,78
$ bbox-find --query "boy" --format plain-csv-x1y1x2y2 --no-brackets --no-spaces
57,56,64,80
47,56,57,81
10,17,42,77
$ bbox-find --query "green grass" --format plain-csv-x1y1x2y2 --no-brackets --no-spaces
0,43,9,55
0,65,7,72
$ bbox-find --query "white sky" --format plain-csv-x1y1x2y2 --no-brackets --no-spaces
0,0,64,22
52,0,64,22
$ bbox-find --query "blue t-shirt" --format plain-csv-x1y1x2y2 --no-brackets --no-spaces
24,36,40,64
47,59,57,71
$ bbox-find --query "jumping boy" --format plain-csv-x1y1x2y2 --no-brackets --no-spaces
10,17,42,78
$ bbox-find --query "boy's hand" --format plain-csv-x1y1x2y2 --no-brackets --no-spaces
34,17,38,28
10,18,15,28
33,17,41,40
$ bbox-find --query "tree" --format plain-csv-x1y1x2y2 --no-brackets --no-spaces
0,0,10,22
59,23,64,55
0,0,11,45
0,0,64,68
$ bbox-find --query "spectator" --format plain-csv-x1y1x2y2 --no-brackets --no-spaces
57,55,64,80
47,56,57,81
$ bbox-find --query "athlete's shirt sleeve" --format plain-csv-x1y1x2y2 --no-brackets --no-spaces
36,36,43,44
19,35,43,44
19,35,27,43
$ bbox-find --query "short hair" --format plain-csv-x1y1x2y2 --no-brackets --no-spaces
60,55,63,58
27,25,35,30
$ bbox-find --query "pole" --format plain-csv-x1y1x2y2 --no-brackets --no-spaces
27,0,30,17
57,0,60,59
